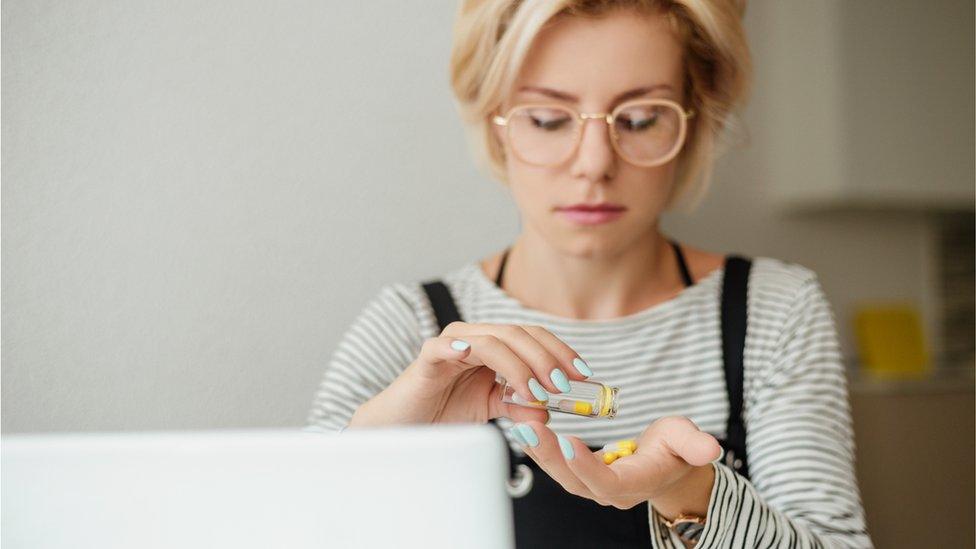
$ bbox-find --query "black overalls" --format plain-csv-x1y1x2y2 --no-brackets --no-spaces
421,241,752,548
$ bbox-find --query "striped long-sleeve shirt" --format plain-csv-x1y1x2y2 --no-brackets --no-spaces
307,256,873,548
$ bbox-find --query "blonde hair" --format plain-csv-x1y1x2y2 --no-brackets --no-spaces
449,0,751,211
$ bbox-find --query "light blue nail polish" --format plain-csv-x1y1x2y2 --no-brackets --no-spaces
527,378,549,402
450,339,470,351
508,427,527,446
515,424,539,447
557,435,575,460
572,357,592,377
550,369,571,393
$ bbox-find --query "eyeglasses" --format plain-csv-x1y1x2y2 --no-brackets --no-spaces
492,98,695,168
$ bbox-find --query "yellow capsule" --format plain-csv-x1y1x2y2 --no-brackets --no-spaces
573,401,593,415
617,448,633,457
603,451,619,465
616,439,637,452
556,399,593,416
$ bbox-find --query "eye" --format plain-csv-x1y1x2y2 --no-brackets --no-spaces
526,108,573,131
617,110,659,132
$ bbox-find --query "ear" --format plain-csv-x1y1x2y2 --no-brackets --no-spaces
489,112,506,145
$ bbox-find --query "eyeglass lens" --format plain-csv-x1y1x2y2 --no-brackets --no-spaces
506,102,682,166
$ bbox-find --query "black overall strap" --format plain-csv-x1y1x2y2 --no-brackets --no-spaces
421,280,462,333
420,279,520,479
720,255,752,479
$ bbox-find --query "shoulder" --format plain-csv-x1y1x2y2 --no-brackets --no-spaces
747,256,822,302
741,256,830,338
679,243,822,300
365,261,487,338
681,244,828,329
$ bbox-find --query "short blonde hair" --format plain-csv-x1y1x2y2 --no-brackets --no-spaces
449,0,751,211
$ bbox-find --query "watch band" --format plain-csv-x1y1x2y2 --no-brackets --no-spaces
660,513,707,544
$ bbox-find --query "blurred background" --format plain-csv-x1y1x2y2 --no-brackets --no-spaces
3,1,973,546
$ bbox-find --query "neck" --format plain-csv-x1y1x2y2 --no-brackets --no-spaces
503,227,681,320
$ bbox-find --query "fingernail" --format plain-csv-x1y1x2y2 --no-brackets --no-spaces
572,357,592,377
450,339,470,352
515,424,539,447
528,378,549,402
715,447,725,462
508,427,527,446
557,435,575,460
550,369,571,393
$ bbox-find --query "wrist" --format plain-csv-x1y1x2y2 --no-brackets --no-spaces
348,374,431,427
650,463,715,521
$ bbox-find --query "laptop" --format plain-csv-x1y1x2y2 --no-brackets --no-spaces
2,424,515,548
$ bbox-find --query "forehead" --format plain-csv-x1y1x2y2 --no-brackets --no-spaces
513,9,684,104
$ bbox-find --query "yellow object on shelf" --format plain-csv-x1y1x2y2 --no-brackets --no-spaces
853,304,930,378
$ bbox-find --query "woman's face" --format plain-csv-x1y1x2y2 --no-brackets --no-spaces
496,9,686,258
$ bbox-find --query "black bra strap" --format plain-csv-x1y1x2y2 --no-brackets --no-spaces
720,255,752,479
670,239,694,288
495,248,511,288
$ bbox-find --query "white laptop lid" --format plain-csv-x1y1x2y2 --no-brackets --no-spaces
2,425,515,549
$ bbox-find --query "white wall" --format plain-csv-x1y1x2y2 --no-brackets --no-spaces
2,1,961,432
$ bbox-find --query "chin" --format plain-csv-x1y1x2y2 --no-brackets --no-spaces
550,232,627,259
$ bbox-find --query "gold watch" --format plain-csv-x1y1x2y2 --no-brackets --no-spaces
660,513,706,545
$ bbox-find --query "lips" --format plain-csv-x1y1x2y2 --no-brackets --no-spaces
556,203,626,225
558,203,626,212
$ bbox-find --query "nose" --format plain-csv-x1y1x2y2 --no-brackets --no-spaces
570,116,617,182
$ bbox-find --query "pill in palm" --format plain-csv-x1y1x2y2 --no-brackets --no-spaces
615,439,637,452
601,439,637,464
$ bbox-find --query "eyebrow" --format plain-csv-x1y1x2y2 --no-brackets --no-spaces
516,84,673,105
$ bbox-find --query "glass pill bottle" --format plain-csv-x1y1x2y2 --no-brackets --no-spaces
501,378,619,419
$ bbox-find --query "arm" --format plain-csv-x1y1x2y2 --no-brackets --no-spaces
306,284,424,432
649,274,873,548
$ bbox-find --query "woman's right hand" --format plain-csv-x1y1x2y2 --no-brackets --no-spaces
348,321,593,427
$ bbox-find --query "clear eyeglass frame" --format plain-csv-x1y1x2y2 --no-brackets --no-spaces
491,97,696,168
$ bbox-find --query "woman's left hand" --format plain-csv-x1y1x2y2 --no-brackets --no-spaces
510,416,723,515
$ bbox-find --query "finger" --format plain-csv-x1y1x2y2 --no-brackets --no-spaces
500,403,550,424
512,422,596,500
522,325,594,381
445,323,570,395
487,383,550,423
560,435,623,499
413,336,474,380
657,417,723,467
452,333,549,403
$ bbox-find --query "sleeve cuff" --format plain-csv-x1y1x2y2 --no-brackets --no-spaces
692,462,748,548
648,461,726,548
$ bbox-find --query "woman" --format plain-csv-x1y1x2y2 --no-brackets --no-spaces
308,1,872,547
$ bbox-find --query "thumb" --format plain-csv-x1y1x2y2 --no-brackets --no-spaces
659,417,723,467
